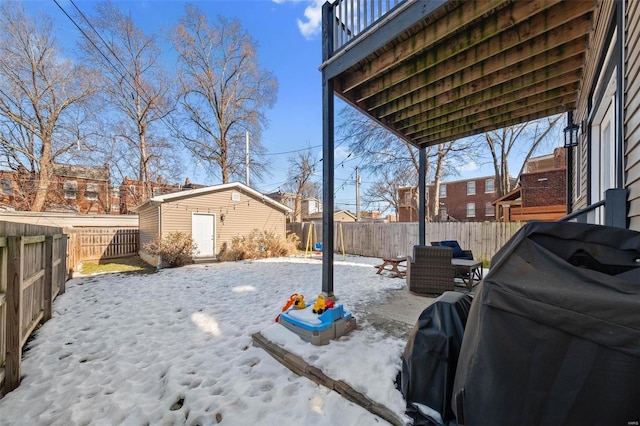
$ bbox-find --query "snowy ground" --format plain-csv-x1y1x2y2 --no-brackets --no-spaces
0,255,427,426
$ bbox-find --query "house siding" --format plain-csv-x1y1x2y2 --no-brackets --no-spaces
573,0,616,213
158,187,287,256
626,0,640,229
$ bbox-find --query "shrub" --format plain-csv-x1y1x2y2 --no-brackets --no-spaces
143,232,197,267
219,229,299,261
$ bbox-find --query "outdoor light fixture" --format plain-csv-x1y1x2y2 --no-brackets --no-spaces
564,112,580,148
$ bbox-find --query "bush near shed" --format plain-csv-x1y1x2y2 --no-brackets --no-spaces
143,232,197,267
219,229,299,261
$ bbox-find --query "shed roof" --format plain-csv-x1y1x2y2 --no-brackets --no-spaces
132,182,293,213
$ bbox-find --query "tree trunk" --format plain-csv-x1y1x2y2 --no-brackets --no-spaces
32,157,53,212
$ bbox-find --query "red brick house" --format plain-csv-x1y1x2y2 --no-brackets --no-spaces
494,148,567,222
0,164,110,214
118,177,206,214
398,175,516,222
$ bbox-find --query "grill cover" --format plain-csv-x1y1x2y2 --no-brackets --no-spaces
401,291,473,425
452,221,640,426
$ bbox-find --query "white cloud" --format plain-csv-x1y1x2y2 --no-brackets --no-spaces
458,161,480,172
297,0,326,40
274,0,335,40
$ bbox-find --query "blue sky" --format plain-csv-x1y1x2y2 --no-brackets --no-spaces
26,0,364,205
23,0,552,213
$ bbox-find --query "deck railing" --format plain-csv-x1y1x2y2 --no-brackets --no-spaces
331,0,407,51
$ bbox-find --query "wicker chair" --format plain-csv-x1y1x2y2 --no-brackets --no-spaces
406,245,456,295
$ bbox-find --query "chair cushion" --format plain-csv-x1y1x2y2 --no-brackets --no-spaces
439,240,464,258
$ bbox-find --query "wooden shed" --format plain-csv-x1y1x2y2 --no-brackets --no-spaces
133,182,292,266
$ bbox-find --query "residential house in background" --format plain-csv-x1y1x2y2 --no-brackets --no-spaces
265,191,297,222
305,209,357,223
0,163,110,214
398,175,516,222
301,197,322,221
494,148,567,222
118,177,205,214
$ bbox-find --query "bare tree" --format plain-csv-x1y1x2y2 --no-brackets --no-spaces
362,162,415,219
0,2,100,211
78,1,176,199
283,150,320,222
337,106,480,220
171,6,277,184
485,115,562,197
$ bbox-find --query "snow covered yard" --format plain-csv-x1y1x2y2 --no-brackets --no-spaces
0,255,415,425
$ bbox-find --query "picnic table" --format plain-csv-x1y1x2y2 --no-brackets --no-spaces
375,256,407,278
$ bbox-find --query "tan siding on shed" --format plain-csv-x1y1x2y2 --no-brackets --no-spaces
160,187,286,256
627,0,640,230
138,205,159,249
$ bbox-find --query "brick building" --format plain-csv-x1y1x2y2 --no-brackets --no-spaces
494,148,567,222
0,164,110,214
398,175,516,222
118,177,205,214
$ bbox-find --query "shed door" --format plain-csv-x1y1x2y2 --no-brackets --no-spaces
192,213,216,257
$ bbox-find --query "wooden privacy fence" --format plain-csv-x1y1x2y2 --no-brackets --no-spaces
288,221,524,264
0,231,67,396
66,228,139,272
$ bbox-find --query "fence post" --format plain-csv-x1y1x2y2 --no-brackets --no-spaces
5,236,23,394
60,234,67,294
43,236,53,322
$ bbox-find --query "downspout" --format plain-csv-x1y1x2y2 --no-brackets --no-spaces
617,0,625,189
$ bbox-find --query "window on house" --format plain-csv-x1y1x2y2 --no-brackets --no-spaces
111,204,120,212
85,183,99,201
404,190,411,205
153,187,162,196
129,185,136,197
439,208,447,220
466,202,475,217
485,202,495,217
485,178,494,193
467,181,476,195
1,178,12,195
111,189,119,199
64,180,78,199
439,185,447,198
231,191,241,201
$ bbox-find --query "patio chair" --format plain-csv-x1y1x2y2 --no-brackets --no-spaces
406,245,456,295
431,240,474,260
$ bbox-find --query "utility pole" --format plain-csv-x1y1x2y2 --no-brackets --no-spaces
355,166,361,221
245,131,250,186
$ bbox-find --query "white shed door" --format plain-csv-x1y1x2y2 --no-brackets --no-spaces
192,213,216,257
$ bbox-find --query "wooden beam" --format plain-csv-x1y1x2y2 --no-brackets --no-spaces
339,0,510,91
373,46,586,122
394,71,580,132
347,0,591,103
402,90,578,137
406,93,577,140
361,20,590,110
412,104,569,147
